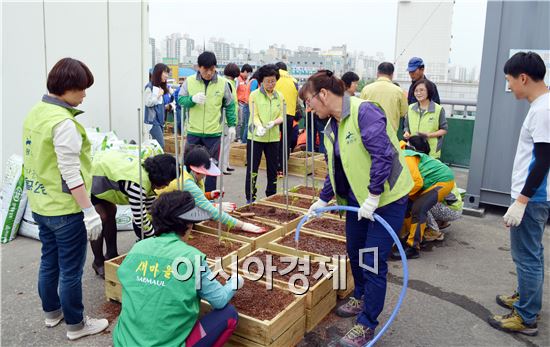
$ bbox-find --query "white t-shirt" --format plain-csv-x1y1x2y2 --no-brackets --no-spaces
511,92,550,201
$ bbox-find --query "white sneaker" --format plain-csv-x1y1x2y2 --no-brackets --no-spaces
66,316,109,340
45,313,64,328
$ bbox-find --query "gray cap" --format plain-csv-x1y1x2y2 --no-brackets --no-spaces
178,206,212,222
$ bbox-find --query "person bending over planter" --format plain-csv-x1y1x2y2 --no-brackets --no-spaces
303,70,413,346
158,145,266,234
391,135,455,259
90,151,177,277
113,190,243,347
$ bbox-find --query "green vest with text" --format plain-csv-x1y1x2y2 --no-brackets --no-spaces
324,97,413,208
91,151,153,205
407,103,443,158
22,102,92,216
113,233,205,347
247,89,284,143
187,75,227,135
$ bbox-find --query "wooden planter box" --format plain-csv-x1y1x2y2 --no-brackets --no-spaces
200,277,306,346
164,135,182,154
262,193,315,213
104,254,127,303
235,248,336,310
313,158,328,179
267,230,354,299
184,230,251,268
288,184,325,197
306,290,337,332
230,142,247,167
195,219,285,250
301,215,347,242
235,202,305,234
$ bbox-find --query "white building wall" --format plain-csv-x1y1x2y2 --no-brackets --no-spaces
394,0,453,82
1,1,149,176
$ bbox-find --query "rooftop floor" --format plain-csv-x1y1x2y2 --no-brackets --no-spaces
1,167,548,347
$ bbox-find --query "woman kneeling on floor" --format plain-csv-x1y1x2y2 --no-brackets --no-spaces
113,191,243,347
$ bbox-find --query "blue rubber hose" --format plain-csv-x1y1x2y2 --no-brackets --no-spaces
294,205,409,347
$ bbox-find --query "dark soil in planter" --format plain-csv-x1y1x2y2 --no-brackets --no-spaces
293,186,321,196
202,218,276,235
185,232,242,259
110,255,126,265
267,194,314,209
223,278,296,321
237,204,302,223
279,232,346,257
242,250,322,286
304,218,346,237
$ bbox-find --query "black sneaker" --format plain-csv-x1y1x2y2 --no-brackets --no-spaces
391,246,420,260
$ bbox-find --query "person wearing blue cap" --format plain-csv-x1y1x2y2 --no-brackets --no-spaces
407,57,440,105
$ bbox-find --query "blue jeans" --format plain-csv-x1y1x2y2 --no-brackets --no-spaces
510,200,550,324
33,212,88,328
345,198,407,329
150,124,165,149
239,103,250,143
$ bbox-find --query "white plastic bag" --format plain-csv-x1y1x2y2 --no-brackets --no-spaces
18,203,40,240
116,205,133,231
1,155,28,243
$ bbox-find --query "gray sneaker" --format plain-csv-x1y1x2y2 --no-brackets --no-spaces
336,296,364,317
66,316,109,340
338,324,375,347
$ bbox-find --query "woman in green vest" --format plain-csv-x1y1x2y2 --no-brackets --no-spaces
403,79,448,158
90,152,177,277
303,70,413,346
157,145,266,234
22,57,108,339
113,190,242,347
245,64,285,202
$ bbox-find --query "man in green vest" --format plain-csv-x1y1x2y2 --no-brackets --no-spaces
178,51,237,192
22,57,108,340
303,70,413,346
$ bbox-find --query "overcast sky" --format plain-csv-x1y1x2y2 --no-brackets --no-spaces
149,0,487,69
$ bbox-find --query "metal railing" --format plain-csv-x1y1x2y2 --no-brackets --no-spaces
440,98,477,119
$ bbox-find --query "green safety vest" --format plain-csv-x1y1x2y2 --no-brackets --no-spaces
324,97,413,208
407,102,444,158
22,100,92,216
403,149,455,190
247,88,284,143
113,232,205,347
187,74,227,136
91,151,153,205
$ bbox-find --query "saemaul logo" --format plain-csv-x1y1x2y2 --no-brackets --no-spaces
345,131,356,145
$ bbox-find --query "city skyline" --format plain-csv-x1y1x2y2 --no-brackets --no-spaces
149,0,487,71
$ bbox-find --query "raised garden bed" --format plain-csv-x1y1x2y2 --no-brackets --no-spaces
264,193,315,210
237,249,335,309
184,230,251,267
230,142,247,167
303,216,346,240
201,276,305,346
236,203,304,233
105,254,127,302
268,230,353,298
290,185,322,197
313,158,328,179
195,218,284,250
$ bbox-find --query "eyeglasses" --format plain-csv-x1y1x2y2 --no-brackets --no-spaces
305,91,321,105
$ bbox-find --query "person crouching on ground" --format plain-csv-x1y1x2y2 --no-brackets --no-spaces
113,191,243,346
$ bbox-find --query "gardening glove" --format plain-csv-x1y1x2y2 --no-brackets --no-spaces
206,189,224,200
307,199,329,218
358,194,380,221
265,121,276,129
212,202,237,213
241,222,267,234
227,126,236,140
503,200,527,227
255,125,266,137
82,206,102,241
192,92,207,105
228,274,244,290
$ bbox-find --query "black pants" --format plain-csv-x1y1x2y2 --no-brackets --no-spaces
90,195,119,267
186,134,221,192
278,115,297,172
245,140,279,201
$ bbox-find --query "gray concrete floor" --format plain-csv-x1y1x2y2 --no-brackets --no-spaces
1,167,549,347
